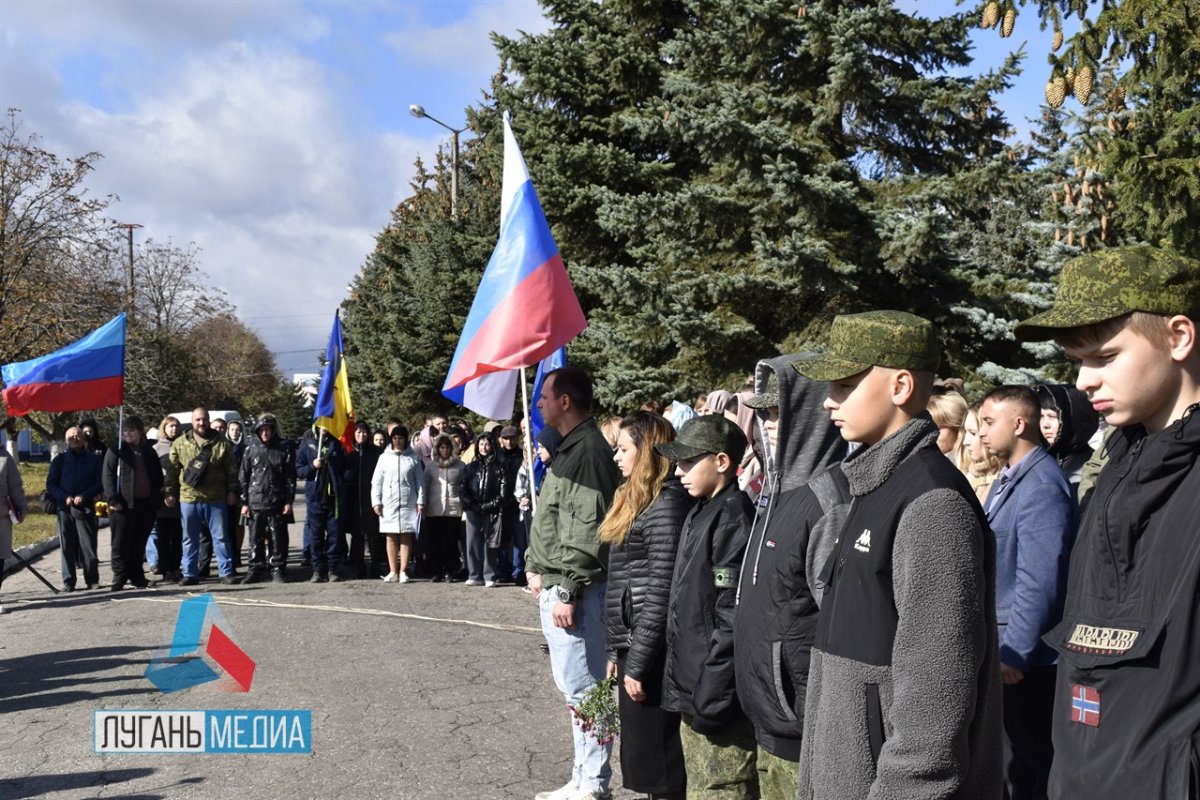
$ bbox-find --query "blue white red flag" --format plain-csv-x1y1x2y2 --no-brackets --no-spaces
442,113,586,418
312,312,355,453
529,347,566,487
1,314,126,416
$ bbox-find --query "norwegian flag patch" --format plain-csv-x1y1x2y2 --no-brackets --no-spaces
1070,684,1100,727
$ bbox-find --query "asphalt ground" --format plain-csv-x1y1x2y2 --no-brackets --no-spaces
0,496,639,800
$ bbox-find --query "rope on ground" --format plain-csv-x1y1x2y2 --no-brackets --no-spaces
111,593,543,635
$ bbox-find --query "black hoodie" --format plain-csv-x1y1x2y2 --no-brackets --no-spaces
1045,404,1200,799
733,353,849,760
1034,383,1099,485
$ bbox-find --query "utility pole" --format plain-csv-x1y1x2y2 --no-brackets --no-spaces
114,223,143,315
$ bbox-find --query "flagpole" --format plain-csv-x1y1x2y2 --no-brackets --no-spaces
519,367,538,516
116,405,124,502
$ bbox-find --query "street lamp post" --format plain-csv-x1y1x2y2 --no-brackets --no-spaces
113,222,143,315
409,104,468,219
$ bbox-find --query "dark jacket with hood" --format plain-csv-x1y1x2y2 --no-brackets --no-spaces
240,417,297,513
1045,404,1200,800
346,436,383,522
295,427,347,512
733,353,850,760
462,435,508,546
1035,383,1099,485
604,476,693,681
662,480,756,732
798,415,1003,800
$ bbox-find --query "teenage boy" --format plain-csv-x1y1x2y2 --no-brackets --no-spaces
1013,245,1200,799
795,310,1003,800
656,414,759,800
734,357,848,800
977,386,1076,800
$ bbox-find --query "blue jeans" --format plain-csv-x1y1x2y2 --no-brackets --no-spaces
181,502,234,578
539,582,612,794
305,504,341,570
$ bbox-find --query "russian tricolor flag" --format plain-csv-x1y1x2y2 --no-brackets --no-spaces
1,313,126,416
442,113,586,418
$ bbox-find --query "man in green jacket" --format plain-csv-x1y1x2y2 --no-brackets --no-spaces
165,407,241,585
526,367,619,800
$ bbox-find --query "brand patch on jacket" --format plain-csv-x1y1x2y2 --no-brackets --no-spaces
853,528,871,553
713,567,738,589
758,493,770,508
764,539,776,549
1066,624,1140,655
1070,684,1100,727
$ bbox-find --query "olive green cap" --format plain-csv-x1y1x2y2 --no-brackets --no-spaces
792,310,940,383
743,372,779,409
1014,245,1200,341
656,414,747,463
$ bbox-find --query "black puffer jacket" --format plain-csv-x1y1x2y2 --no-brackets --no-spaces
605,477,693,681
240,433,297,512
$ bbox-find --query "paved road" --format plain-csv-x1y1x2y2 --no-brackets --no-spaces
0,499,637,800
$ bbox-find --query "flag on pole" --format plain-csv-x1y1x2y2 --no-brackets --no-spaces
442,112,586,418
312,311,355,453
529,346,566,487
1,313,126,416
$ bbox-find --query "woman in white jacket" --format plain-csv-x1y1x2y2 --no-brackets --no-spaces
422,433,465,582
371,426,425,583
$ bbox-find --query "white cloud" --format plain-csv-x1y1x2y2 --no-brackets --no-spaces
385,0,551,76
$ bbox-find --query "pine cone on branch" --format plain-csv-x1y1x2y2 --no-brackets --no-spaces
1074,65,1095,105
1051,30,1063,52
1000,8,1016,37
982,1,1000,29
1045,76,1067,108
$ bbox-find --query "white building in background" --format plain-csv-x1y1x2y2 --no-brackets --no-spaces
293,373,319,408
1,428,51,461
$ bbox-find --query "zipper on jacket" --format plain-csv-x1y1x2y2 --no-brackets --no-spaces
738,471,780,605
818,496,857,647
1100,434,1144,602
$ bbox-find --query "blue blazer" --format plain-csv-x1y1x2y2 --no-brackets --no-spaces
985,446,1077,671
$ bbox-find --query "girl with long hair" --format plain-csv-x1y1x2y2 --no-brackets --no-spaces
601,412,691,800
961,401,1005,505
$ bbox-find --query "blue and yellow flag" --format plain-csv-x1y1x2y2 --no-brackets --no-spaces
313,312,355,453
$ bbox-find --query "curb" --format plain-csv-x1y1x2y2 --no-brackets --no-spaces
3,534,60,577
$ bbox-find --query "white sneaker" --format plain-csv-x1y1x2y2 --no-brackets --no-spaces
568,789,610,800
484,580,496,588
464,578,483,586
382,572,398,583
534,782,578,800
398,572,410,584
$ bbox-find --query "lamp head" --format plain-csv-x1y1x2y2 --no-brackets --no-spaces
408,104,426,119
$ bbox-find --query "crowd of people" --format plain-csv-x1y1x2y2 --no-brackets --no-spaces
0,245,1196,800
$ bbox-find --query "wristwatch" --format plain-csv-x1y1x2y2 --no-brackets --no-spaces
553,585,575,604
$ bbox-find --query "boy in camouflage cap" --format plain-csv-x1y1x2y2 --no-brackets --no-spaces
1013,245,1200,800
795,310,1004,800
655,415,759,799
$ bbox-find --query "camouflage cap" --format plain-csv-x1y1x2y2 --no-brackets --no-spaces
743,372,779,409
1014,245,1200,341
656,414,748,463
792,310,940,383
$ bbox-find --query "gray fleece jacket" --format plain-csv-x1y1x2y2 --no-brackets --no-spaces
797,415,1003,800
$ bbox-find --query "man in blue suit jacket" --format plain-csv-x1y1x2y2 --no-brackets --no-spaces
979,386,1077,800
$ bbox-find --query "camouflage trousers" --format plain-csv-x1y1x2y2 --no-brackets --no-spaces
678,715,760,800
755,746,798,800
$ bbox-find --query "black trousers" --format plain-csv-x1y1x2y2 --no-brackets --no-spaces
616,651,687,795
247,510,289,570
110,503,156,585
155,516,182,575
1002,664,1056,800
423,516,462,577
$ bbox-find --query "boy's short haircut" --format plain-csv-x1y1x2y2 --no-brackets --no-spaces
981,385,1041,426
544,366,594,413
656,414,747,465
1014,245,1200,342
792,310,940,383
1051,311,1174,352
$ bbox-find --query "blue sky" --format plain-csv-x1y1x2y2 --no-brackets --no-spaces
0,0,1058,381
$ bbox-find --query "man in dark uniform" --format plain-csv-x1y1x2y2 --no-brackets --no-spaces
1013,245,1200,799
